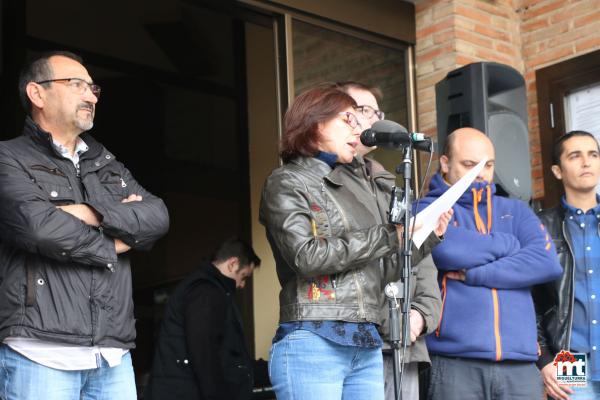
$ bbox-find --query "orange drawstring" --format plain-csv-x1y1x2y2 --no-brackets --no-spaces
486,185,492,233
471,186,493,234
472,188,486,234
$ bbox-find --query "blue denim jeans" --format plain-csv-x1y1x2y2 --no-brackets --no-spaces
0,344,137,400
269,329,384,400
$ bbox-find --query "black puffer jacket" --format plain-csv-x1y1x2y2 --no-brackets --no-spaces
0,117,169,348
533,205,579,368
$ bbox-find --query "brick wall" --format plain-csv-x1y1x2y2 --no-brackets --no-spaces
415,0,600,199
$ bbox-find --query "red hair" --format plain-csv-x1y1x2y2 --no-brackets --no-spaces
280,86,356,163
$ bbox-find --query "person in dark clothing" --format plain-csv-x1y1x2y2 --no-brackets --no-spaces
0,51,169,400
146,238,261,400
534,131,600,399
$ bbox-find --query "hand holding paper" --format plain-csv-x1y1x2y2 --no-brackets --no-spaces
434,209,454,237
411,158,488,248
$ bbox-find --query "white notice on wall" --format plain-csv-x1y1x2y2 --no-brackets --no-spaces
565,83,600,137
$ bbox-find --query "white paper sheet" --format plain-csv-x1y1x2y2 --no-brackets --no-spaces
411,158,487,248
565,83,600,138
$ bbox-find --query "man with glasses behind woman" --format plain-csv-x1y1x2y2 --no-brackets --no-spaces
336,82,443,400
260,85,452,400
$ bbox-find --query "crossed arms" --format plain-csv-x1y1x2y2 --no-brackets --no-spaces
0,145,169,268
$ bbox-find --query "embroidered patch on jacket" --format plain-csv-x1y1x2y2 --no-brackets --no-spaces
309,202,331,237
307,275,335,301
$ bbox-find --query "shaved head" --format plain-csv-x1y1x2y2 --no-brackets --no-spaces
444,128,493,157
440,127,496,185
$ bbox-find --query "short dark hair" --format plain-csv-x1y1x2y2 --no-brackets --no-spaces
334,81,383,103
18,50,84,114
552,130,599,166
280,86,356,163
212,237,261,270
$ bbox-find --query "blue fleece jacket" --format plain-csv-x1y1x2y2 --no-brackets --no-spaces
418,173,562,361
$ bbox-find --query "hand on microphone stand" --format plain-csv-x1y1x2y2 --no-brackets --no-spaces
394,222,422,246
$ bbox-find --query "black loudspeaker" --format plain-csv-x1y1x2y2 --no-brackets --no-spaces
435,62,531,201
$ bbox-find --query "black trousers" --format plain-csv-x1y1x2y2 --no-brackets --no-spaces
426,355,543,400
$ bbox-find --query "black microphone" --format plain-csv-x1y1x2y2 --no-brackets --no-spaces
360,120,433,152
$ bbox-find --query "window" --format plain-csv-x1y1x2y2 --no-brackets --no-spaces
536,49,600,207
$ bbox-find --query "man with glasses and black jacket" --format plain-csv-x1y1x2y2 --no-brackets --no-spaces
0,51,169,400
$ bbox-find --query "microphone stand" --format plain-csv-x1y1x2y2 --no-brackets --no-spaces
384,143,414,400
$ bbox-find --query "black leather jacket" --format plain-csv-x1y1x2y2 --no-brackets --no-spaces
533,206,579,368
259,156,437,324
0,118,169,348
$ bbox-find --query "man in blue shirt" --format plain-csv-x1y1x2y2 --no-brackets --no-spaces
535,130,600,399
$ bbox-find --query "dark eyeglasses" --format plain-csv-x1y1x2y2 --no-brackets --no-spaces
338,112,361,129
355,105,385,121
36,78,101,99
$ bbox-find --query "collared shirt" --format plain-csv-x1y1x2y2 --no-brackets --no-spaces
4,338,127,370
52,136,89,173
564,196,600,380
3,135,127,371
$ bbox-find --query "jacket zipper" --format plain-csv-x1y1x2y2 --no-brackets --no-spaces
491,288,502,360
436,278,503,361
65,162,84,203
323,184,350,231
353,272,366,318
323,183,365,317
361,162,389,223
562,221,575,350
